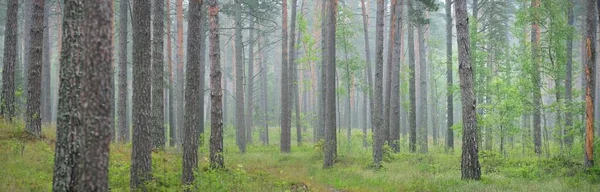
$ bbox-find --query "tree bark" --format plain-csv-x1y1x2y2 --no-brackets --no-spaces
182,0,203,186
290,0,302,147
21,1,33,118
52,0,83,190
384,0,397,145
417,4,428,153
208,0,224,169
25,0,45,137
175,0,184,146
318,0,327,142
323,0,338,169
280,0,292,153
78,0,113,190
260,35,270,145
41,1,52,125
389,0,403,153
372,0,386,166
234,0,247,154
360,0,373,148
407,0,417,153
531,0,542,155
455,0,481,180
166,0,176,147
152,0,165,149
1,0,19,122
246,17,256,144
131,0,153,189
584,0,596,169
118,0,130,143
445,0,454,150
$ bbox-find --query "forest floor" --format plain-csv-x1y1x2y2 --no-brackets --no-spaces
1,121,600,191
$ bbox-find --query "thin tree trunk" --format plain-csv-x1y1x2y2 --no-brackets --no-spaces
208,0,224,169
531,0,542,155
280,0,292,153
389,0,403,153
234,0,246,154
318,0,327,142
407,0,417,153
246,17,256,144
445,0,454,150
384,0,397,145
21,1,33,118
166,0,176,147
118,0,130,144
176,0,184,146
79,0,113,190
584,0,596,169
360,0,374,147
260,35,270,145
455,0,481,180
42,1,52,125
417,5,428,153
130,0,153,189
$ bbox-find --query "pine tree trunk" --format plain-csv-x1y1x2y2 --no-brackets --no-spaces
175,0,185,147
407,0,417,153
166,0,176,147
280,0,292,153
198,5,208,144
234,0,247,154
417,5,428,153
25,0,45,137
208,0,224,169
455,0,481,180
531,0,543,155
290,0,303,147
182,0,204,186
79,0,113,190
52,0,83,190
360,0,373,148
1,0,18,122
584,0,596,169
318,0,327,142
372,0,386,166
21,1,33,118
118,0,130,143
41,1,52,125
323,0,338,169
260,35,270,145
384,0,397,145
445,0,454,150
246,17,256,144
389,0,403,153
130,0,153,189
152,0,165,149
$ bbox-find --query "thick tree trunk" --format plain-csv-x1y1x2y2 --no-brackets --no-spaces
584,0,596,169
79,0,113,190
21,1,33,118
130,0,153,189
455,0,481,180
372,0,386,166
52,0,83,190
389,0,403,153
418,7,428,153
25,0,45,137
118,0,130,143
1,0,18,121
531,0,542,155
152,0,165,149
317,0,327,142
407,0,417,153
445,0,454,150
234,0,246,154
182,0,203,186
323,0,338,169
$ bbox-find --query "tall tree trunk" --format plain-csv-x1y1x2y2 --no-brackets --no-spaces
280,0,292,153
389,0,403,153
323,0,338,169
79,0,113,190
118,0,130,143
182,0,203,186
445,0,454,150
455,0,481,180
418,6,428,153
318,0,327,142
291,0,303,147
360,0,373,148
260,35,270,145
166,0,177,147
531,0,542,155
152,0,165,149
372,0,386,166
25,0,45,137
131,0,153,189
175,0,184,146
234,0,246,154
384,0,397,145
208,0,224,169
198,5,208,145
21,1,33,118
565,0,574,144
52,0,83,190
584,0,596,169
407,0,417,153
246,17,256,144
1,0,19,122
42,1,52,125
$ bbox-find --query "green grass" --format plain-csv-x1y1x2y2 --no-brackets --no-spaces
1,121,599,191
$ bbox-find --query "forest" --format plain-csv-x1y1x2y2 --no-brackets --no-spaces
0,0,599,191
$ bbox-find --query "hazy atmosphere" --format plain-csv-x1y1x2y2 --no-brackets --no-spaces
0,0,599,191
